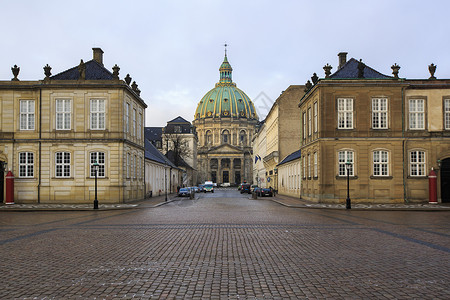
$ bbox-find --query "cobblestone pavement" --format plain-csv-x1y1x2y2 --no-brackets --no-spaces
0,189,449,299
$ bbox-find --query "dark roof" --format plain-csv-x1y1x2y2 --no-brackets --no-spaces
166,150,193,170
144,139,177,168
167,116,191,124
51,60,114,80
145,127,163,141
278,150,301,166
330,58,393,80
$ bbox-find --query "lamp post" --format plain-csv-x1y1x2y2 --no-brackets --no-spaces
345,161,351,209
93,161,99,209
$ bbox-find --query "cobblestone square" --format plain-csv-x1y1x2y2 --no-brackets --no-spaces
0,189,449,299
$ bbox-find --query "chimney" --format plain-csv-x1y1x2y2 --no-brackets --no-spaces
92,48,104,66
338,52,348,69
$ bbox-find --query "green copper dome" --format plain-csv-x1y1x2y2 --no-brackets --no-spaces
194,54,258,120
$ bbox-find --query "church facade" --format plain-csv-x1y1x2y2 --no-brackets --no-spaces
193,53,258,185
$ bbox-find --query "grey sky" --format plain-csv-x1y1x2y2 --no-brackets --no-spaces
2,0,449,126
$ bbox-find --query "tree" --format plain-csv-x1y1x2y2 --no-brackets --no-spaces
163,133,192,167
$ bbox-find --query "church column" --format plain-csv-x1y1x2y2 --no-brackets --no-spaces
230,158,234,184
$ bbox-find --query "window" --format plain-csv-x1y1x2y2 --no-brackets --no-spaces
138,112,142,139
90,152,105,178
133,108,137,136
373,150,389,176
313,152,318,177
222,130,230,143
337,98,353,129
372,98,388,129
307,154,311,178
126,153,130,178
240,130,247,145
338,150,354,176
302,156,306,179
174,125,181,133
55,152,70,177
314,102,318,132
19,152,34,177
409,99,424,130
90,99,105,130
134,155,137,178
308,107,312,136
302,112,306,139
205,130,212,146
125,103,130,133
20,100,35,130
56,99,71,130
410,151,426,176
445,99,450,130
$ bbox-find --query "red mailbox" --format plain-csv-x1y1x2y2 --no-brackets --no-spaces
428,168,437,204
5,170,14,204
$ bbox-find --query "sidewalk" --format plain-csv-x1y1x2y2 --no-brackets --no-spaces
0,193,178,211
1,192,449,211
265,193,450,211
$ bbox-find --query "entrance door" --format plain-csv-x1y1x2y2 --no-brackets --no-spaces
441,158,450,203
211,171,217,183
223,171,229,183
0,162,4,203
235,171,241,185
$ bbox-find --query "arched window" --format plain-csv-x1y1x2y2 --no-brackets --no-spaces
222,130,230,144
205,130,212,146
239,130,247,146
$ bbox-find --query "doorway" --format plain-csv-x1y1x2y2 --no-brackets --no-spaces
441,158,450,203
0,161,5,203
235,171,241,185
223,171,229,183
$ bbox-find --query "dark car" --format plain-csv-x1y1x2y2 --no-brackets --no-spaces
178,188,190,197
240,184,251,194
257,187,273,197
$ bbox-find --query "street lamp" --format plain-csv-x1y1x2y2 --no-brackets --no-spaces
93,161,99,209
345,160,351,209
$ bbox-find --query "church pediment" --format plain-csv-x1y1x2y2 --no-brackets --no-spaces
208,143,243,154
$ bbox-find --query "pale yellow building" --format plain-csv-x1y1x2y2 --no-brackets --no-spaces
252,120,267,187
0,48,146,204
262,85,304,191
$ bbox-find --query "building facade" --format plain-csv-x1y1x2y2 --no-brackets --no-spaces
277,150,301,198
0,48,147,204
299,52,450,204
252,120,267,187
193,53,258,185
260,85,304,191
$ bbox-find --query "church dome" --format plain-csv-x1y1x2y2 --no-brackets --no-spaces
194,54,258,121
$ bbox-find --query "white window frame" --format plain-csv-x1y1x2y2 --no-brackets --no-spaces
308,107,312,136
56,99,71,130
373,150,389,176
55,152,71,178
338,150,354,176
372,98,388,129
126,153,130,178
409,150,426,177
19,152,34,178
444,99,450,130
409,99,425,130
20,100,35,130
138,112,142,139
302,112,306,139
313,152,318,177
307,154,311,178
90,99,105,130
90,152,105,178
133,108,137,136
134,155,137,179
302,156,306,179
125,103,130,133
313,101,318,133
337,98,353,129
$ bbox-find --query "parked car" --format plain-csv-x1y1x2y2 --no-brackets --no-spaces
192,186,199,193
198,184,204,192
178,188,190,197
204,184,214,193
250,185,258,193
240,184,251,194
256,187,273,197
